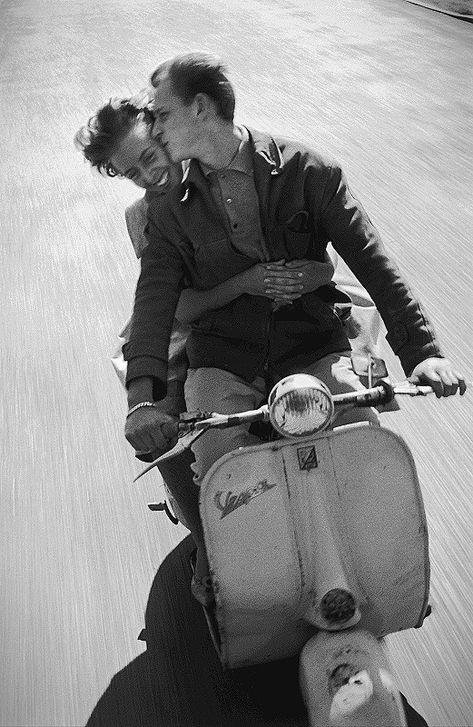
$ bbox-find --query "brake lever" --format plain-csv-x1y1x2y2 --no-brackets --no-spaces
133,427,209,482
133,406,268,483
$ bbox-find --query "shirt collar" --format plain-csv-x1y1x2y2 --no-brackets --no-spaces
199,126,253,178
180,126,284,202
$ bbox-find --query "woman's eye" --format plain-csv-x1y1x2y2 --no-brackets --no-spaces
159,112,169,121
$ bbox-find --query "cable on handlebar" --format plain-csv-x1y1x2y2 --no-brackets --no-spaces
332,380,394,408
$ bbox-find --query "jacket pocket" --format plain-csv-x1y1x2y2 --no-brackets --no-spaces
283,229,312,258
271,210,315,259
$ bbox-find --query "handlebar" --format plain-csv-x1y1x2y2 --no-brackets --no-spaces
190,381,436,431
191,405,270,431
332,381,394,408
331,379,435,408
133,380,463,481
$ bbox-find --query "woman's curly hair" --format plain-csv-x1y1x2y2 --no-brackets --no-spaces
74,94,154,177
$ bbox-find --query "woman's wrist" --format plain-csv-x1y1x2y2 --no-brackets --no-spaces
222,270,246,297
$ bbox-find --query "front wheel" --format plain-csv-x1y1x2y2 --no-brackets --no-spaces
299,629,407,727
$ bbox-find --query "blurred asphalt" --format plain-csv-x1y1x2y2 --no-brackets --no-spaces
1,0,472,725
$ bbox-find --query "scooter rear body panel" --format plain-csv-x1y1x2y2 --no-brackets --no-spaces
200,424,430,669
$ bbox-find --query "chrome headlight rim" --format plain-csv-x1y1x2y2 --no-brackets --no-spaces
268,374,334,439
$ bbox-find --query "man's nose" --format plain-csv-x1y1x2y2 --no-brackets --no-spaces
141,172,153,187
151,118,163,139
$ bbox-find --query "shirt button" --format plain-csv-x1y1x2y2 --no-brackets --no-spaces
226,198,232,204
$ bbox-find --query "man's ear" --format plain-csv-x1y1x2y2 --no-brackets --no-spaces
194,92,212,119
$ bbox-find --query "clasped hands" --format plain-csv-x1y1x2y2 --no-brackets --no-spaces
235,257,334,305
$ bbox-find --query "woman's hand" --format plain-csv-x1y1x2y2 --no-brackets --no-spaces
281,258,334,294
235,257,334,303
236,259,302,301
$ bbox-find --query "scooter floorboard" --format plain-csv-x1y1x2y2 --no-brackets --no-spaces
144,536,307,726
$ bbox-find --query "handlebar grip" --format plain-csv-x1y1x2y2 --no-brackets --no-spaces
393,382,434,396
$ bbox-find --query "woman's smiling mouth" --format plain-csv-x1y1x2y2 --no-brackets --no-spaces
151,169,169,187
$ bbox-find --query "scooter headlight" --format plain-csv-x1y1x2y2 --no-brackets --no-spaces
268,374,334,438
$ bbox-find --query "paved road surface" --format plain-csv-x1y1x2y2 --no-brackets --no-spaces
1,0,472,725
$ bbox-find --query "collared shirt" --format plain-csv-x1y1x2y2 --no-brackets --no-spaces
200,127,269,261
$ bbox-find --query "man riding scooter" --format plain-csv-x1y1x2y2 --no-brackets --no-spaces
123,52,465,587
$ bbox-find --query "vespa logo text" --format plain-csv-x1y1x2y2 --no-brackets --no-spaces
214,479,277,520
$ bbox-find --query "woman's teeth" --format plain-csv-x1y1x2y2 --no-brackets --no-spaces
154,170,169,186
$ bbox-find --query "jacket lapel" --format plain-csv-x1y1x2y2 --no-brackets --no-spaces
246,127,284,245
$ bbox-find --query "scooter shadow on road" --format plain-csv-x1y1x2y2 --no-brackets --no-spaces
86,534,307,727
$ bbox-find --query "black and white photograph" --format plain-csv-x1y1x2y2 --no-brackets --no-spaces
1,0,472,725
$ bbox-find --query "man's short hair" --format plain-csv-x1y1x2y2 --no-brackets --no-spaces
150,52,235,122
74,98,153,177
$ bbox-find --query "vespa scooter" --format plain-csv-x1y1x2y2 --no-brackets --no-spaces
136,375,452,726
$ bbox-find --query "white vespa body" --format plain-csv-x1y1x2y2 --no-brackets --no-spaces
201,424,429,668
139,375,436,726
